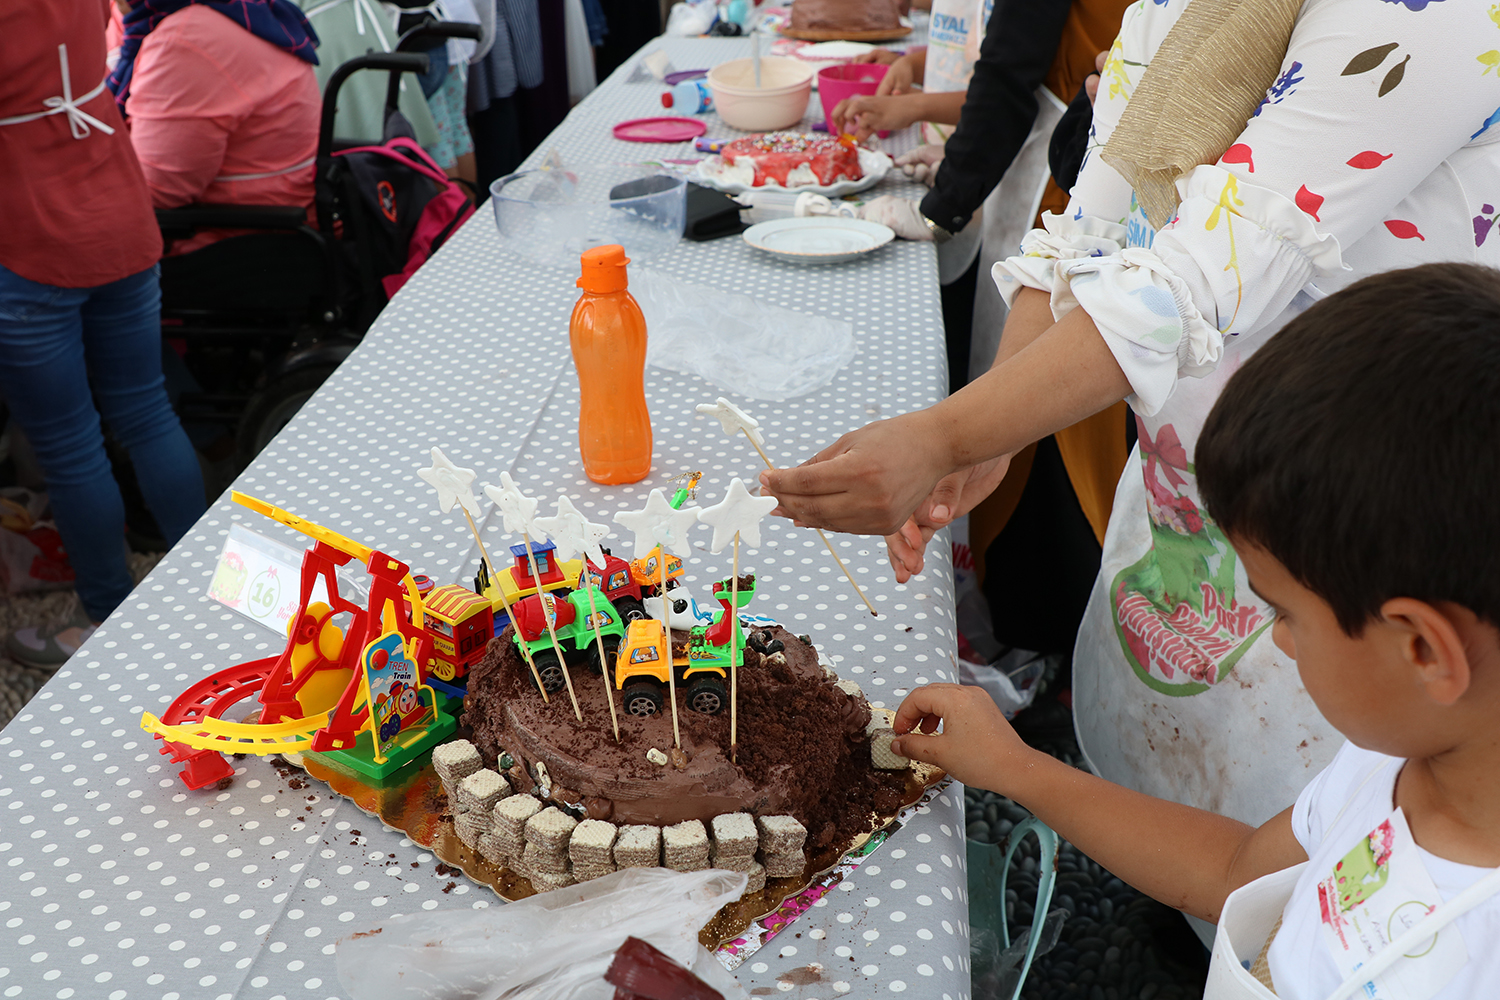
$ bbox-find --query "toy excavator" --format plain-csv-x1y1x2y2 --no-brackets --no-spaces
141,492,453,790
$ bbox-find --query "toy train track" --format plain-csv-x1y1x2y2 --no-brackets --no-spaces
157,657,277,726
141,706,333,753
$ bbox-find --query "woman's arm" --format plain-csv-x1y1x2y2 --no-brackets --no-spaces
767,303,1128,533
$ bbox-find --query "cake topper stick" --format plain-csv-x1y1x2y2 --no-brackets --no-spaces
732,535,740,759
698,478,778,762
614,487,702,749
418,449,549,698
535,496,621,743
485,475,584,721
697,398,879,617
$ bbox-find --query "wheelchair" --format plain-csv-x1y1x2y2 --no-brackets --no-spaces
157,17,481,465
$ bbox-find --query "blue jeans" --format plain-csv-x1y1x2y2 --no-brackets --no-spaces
0,264,205,622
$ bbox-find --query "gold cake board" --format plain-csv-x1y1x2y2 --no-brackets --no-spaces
301,752,945,948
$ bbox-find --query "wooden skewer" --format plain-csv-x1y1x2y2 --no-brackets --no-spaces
741,429,879,617
521,529,583,721
730,531,739,763
580,566,621,743
660,547,681,749
463,508,548,701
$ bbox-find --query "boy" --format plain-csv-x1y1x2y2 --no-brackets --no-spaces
889,263,1500,996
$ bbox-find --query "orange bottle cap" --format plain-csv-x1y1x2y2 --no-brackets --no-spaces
577,245,631,293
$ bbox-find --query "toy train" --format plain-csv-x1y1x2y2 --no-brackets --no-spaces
420,537,690,685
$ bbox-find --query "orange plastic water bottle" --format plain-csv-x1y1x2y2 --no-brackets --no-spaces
570,245,652,484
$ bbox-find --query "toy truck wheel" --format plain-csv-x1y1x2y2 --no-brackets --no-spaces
614,597,647,623
686,675,727,715
432,658,457,682
531,650,566,694
621,680,664,717
587,636,620,676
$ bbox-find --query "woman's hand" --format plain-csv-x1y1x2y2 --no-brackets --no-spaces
893,144,945,186
890,684,1035,794
884,454,1012,581
828,94,923,141
760,410,955,535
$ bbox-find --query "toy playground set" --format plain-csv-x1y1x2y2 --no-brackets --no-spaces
140,396,874,795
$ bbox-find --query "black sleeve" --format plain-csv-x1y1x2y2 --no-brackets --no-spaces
918,0,1074,233
1048,80,1094,194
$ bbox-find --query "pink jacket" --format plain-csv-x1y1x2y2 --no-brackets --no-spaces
126,4,319,253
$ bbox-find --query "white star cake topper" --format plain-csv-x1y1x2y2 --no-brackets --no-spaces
533,495,610,566
697,477,778,554
696,396,766,450
482,471,539,537
613,488,701,561
416,446,480,515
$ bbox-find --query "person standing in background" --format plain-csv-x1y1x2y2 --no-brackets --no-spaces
0,0,206,668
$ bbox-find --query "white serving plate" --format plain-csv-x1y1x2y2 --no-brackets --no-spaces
694,146,892,197
741,216,894,264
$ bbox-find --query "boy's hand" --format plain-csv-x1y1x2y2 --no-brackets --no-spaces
890,684,1034,792
760,410,953,534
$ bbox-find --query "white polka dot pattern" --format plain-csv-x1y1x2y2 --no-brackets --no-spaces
0,35,970,1000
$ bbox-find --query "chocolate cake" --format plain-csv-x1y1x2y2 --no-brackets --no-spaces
460,623,908,855
787,0,905,38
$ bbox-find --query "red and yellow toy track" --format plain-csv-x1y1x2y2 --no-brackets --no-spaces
143,492,435,790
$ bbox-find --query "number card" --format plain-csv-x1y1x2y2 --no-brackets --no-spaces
208,523,327,632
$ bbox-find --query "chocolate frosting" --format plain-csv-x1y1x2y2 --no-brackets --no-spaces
789,0,902,33
462,624,898,842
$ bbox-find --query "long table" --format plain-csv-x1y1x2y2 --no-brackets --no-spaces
0,34,971,1000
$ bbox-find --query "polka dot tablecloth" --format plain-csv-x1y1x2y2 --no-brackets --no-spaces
0,37,971,1000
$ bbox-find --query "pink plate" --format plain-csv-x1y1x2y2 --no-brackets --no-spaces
613,117,709,143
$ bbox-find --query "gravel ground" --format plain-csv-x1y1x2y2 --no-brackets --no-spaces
965,682,1210,1000
0,551,163,730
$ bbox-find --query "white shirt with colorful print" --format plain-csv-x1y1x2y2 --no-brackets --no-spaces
993,0,1500,827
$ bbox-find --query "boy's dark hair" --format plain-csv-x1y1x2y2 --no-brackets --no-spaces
1196,263,1500,634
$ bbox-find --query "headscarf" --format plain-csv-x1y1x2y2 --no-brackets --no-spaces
107,0,320,116
1100,0,1304,230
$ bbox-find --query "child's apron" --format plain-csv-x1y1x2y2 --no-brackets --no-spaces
1208,861,1500,999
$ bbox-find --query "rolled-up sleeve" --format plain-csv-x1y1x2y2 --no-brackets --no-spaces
994,0,1500,416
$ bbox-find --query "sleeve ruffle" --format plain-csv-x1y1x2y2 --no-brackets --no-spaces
992,212,1128,310
1053,247,1220,417
994,164,1348,417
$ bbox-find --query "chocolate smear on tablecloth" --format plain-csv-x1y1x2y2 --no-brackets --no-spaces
462,625,901,849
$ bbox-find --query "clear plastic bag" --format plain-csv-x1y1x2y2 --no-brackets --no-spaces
335,867,750,1000
633,268,857,401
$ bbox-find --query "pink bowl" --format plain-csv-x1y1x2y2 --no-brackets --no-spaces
818,63,890,138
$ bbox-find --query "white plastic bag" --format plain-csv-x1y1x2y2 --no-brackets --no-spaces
335,867,750,1000
634,268,857,401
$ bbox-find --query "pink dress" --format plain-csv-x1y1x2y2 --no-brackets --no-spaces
126,4,320,254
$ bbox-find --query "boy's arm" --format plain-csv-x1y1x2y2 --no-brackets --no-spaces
892,684,1308,923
